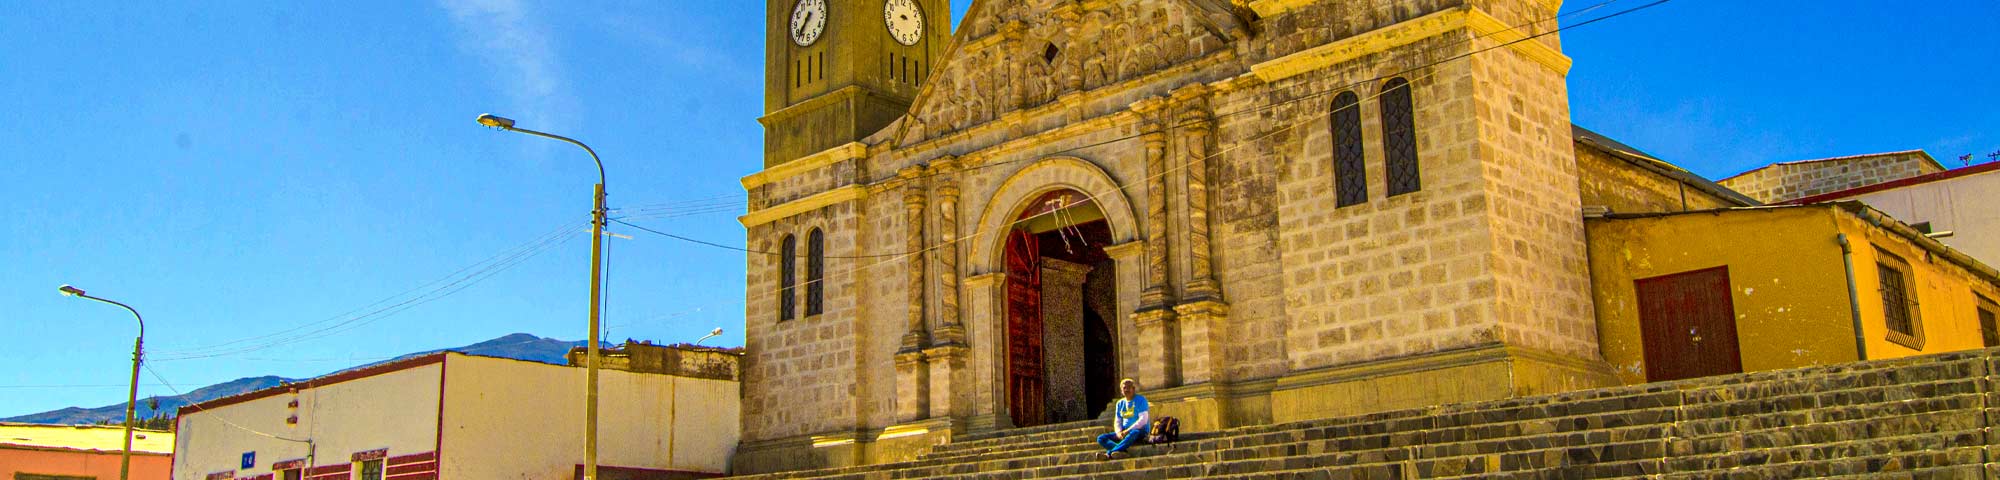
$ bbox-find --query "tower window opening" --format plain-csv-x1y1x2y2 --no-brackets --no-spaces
1331,90,1366,207
1042,44,1060,64
1381,77,1421,196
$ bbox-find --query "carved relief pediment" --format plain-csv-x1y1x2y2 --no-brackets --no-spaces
894,0,1248,146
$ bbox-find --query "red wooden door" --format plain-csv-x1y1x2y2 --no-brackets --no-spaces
1004,229,1046,427
1635,266,1744,381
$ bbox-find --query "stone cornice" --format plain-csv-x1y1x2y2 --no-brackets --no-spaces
1463,9,1572,75
1251,0,1563,18
758,86,891,127
1249,7,1573,82
741,142,869,190
739,184,868,228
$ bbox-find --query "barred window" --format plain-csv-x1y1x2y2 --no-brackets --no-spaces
779,234,797,321
806,228,825,316
1876,250,1923,348
1380,77,1421,197
1332,91,1366,207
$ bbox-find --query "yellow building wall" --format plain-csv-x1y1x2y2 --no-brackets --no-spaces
1586,208,1858,385
1836,213,2000,359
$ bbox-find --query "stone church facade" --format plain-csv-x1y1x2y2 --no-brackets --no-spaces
737,0,1622,472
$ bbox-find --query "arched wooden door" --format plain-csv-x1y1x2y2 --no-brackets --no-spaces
1004,228,1045,427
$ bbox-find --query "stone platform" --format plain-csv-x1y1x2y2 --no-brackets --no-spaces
727,347,2000,478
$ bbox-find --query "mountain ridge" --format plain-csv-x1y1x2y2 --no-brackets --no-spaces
2,333,585,425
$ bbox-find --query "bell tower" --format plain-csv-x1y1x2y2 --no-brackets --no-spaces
763,0,950,167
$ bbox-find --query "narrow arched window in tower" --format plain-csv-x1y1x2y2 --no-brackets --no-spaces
1381,77,1421,196
779,234,797,321
1332,90,1366,207
806,228,825,316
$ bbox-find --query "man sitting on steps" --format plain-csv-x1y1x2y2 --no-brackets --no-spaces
1096,378,1150,460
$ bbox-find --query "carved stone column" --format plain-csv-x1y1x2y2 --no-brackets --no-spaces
1176,100,1222,301
924,159,969,422
896,166,932,422
1172,87,1231,385
900,167,930,351
933,158,966,346
1138,130,1173,309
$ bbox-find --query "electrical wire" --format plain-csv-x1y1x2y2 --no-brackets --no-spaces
152,221,583,356
611,0,1672,317
143,364,309,443
152,225,584,361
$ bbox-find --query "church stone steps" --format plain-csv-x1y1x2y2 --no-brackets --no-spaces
919,398,1700,479
727,348,2000,479
913,413,1680,480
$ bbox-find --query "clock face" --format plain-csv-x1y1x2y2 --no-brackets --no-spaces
884,0,923,46
790,0,827,47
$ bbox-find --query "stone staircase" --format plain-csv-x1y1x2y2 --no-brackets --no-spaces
730,348,2000,479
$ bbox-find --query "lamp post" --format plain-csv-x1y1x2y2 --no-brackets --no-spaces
693,327,724,346
475,114,608,480
58,285,144,480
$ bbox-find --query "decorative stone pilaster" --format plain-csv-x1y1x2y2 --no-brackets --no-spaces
1100,241,1147,390
1131,308,1180,389
1137,130,1173,309
962,272,1006,426
900,166,930,352
933,158,966,346
894,350,930,422
1172,299,1230,384
1174,90,1222,302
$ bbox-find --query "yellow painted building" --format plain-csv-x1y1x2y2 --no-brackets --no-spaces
1587,201,2000,384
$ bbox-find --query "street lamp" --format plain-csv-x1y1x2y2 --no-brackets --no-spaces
475,114,608,480
58,285,144,480
693,327,724,346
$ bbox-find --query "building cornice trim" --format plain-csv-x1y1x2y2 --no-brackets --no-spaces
740,184,868,228
742,142,870,190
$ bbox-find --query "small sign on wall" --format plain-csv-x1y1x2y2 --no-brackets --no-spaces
242,451,256,469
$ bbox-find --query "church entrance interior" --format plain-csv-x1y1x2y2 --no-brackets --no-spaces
1004,189,1119,428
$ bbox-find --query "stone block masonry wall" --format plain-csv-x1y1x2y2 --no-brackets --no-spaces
1720,151,1943,204
1469,33,1598,359
1254,34,1506,371
1574,143,1740,214
740,203,866,441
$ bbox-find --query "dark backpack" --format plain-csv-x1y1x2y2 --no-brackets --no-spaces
1147,416,1180,443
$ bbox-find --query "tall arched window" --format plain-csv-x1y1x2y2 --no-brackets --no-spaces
779,234,797,321
1381,77,1421,196
806,228,825,316
1331,90,1367,207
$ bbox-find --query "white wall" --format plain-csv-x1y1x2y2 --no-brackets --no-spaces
1850,169,2000,267
440,354,741,479
173,361,443,480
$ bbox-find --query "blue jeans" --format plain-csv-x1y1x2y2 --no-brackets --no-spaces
1096,426,1149,454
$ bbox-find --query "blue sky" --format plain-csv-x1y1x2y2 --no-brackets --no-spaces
1,0,1994,417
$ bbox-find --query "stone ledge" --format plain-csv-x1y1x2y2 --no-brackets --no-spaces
739,184,867,228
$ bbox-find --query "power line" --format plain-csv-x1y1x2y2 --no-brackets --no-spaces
610,0,1670,316
143,364,309,443
153,224,584,361
153,221,583,356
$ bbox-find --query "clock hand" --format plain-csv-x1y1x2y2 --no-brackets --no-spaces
796,12,813,37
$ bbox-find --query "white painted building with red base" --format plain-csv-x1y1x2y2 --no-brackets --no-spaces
171,351,738,480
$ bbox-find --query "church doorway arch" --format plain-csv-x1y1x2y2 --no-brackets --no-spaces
1004,189,1120,428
